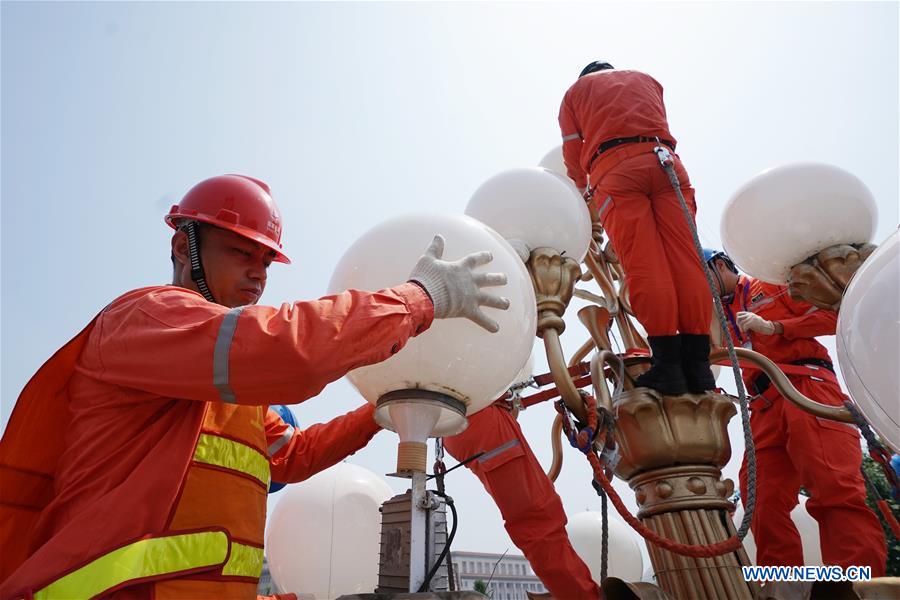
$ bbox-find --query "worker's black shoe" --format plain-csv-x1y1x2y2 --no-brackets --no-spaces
634,335,689,395
681,333,718,393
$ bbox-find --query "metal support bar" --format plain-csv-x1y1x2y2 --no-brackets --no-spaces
409,471,428,592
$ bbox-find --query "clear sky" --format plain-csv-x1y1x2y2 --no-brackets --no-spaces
2,0,898,574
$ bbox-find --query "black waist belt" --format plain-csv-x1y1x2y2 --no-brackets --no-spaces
589,136,675,169
751,358,835,396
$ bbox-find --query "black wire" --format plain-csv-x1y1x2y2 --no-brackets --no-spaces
426,452,484,480
417,492,458,592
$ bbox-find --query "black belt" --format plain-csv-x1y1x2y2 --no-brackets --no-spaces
751,358,835,396
589,136,675,169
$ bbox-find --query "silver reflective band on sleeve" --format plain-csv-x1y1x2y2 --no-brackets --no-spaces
562,133,581,142
477,439,520,463
598,195,613,219
268,425,295,456
213,307,244,403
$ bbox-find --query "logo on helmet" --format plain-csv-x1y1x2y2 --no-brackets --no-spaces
268,211,282,239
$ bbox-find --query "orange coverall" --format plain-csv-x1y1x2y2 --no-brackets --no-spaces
0,283,433,599
559,70,711,336
726,276,886,574
444,404,602,599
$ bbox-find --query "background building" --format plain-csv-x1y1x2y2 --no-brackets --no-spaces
451,551,547,599
257,556,282,596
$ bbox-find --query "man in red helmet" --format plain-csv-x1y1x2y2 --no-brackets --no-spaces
558,61,715,396
705,249,886,575
0,174,510,600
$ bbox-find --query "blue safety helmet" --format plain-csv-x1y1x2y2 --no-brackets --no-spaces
703,248,738,274
579,61,614,78
268,404,299,494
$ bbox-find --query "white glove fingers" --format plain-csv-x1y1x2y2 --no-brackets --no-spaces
463,251,493,268
470,309,501,333
472,272,508,288
477,292,511,310
425,235,445,260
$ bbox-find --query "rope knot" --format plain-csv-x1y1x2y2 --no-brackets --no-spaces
574,426,596,454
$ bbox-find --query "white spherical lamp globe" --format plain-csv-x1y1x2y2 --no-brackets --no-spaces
721,163,878,283
329,213,536,447
266,463,393,599
539,145,579,185
837,229,900,451
539,145,567,178
465,167,592,262
512,351,535,386
566,511,644,583
733,496,822,565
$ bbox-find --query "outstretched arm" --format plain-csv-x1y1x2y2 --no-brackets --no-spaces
89,283,433,406
266,404,382,483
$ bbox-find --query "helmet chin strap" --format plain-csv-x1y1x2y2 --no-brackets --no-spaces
708,262,729,301
184,221,217,304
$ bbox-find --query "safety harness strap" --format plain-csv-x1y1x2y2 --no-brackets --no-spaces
713,359,837,382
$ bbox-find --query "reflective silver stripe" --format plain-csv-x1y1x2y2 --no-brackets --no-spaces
477,439,520,463
213,307,244,403
749,297,775,311
268,425,295,456
598,195,613,218
562,133,581,142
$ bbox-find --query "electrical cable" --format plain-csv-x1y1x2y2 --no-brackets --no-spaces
427,452,484,480
417,492,458,592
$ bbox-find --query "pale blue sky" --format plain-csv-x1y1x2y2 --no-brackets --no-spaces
2,0,897,566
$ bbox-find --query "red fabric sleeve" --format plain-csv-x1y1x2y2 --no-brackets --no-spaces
87,283,433,405
266,404,381,484
558,91,587,190
771,285,838,340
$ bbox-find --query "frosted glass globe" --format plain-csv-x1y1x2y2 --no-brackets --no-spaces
721,163,877,283
465,167,592,262
566,511,644,583
539,145,578,183
837,229,899,451
328,212,537,436
733,496,822,565
266,463,393,599
512,351,535,386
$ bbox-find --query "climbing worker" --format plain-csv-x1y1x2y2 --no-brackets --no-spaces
445,403,602,599
0,174,510,599
705,248,887,575
558,61,715,395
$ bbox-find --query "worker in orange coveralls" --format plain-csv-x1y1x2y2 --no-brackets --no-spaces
559,61,715,396
445,404,602,599
705,249,886,574
0,174,510,600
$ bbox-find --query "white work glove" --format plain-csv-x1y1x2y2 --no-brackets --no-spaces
507,238,531,263
736,311,776,335
409,235,510,333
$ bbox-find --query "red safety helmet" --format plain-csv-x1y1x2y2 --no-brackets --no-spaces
166,174,290,264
